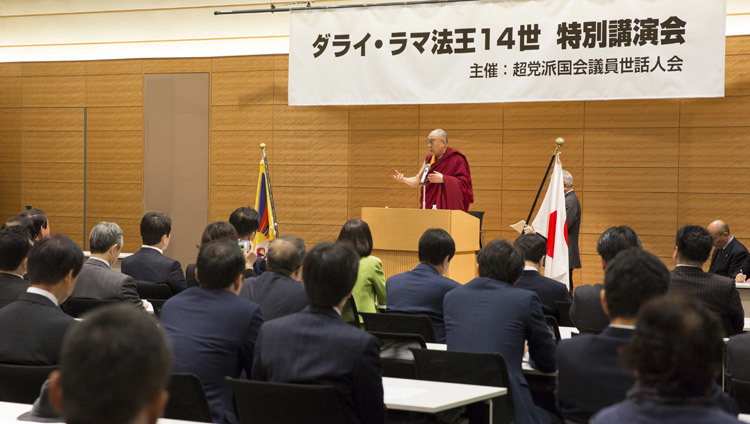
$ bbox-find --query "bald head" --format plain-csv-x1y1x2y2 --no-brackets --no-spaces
266,236,306,278
427,129,449,158
707,220,731,248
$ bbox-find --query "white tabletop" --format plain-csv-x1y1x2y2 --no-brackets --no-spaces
383,377,506,413
739,413,750,423
745,317,750,332
0,401,204,423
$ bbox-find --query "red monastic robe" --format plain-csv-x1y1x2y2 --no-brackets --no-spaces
419,147,474,212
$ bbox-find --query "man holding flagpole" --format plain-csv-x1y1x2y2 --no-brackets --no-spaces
563,170,581,292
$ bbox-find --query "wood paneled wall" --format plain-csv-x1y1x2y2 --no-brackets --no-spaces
2,36,750,286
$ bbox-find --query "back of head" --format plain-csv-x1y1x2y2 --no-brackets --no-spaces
21,208,48,237
196,239,245,289
0,226,32,271
336,219,373,258
418,228,455,266
229,207,260,239
303,242,359,308
89,222,123,254
27,235,84,285
597,225,641,263
675,225,713,264
477,239,524,284
603,248,669,319
562,170,573,188
2,216,38,240
140,212,171,246
200,221,238,246
625,294,723,395
266,235,306,276
58,304,171,424
513,233,546,264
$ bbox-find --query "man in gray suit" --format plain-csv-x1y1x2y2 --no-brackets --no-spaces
563,170,581,293
65,222,145,309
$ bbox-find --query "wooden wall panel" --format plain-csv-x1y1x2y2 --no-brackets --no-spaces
678,168,750,194
504,102,584,129
273,187,347,226
86,183,142,218
22,182,83,217
677,194,750,238
725,54,750,96
86,163,141,184
22,163,82,183
273,130,348,165
270,165,347,189
419,104,503,130
212,106,274,131
0,77,22,107
86,60,143,75
23,76,86,107
679,128,750,168
211,71,274,105
280,223,341,246
87,74,143,107
471,166,502,190
584,128,679,167
23,108,83,131
87,131,143,163
273,70,288,105
349,165,403,189
273,106,348,131
349,130,419,167
211,131,273,164
584,168,678,193
443,129,502,167
22,62,86,77
681,96,750,127
347,188,415,219
0,132,22,162
470,189,501,230
585,99,680,128
22,132,83,162
143,59,211,73
503,129,584,167
0,182,22,217
0,163,20,182
0,108,22,129
87,107,142,131
209,185,256,222
583,192,677,236
349,106,419,130
0,63,22,77
212,56,275,73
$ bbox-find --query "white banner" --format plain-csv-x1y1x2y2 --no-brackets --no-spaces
289,0,726,105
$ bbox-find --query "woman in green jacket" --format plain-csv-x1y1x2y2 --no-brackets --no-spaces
337,219,386,323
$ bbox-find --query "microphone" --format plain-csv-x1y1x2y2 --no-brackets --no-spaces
420,163,431,185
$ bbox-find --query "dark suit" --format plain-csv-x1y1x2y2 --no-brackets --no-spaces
709,237,749,278
121,247,186,294
0,272,30,309
252,306,385,424
385,263,460,343
569,284,610,333
0,292,75,365
670,266,744,336
65,258,142,307
727,332,750,384
186,263,256,289
515,269,571,323
239,271,307,321
160,287,263,424
444,277,557,424
565,190,581,270
592,397,742,424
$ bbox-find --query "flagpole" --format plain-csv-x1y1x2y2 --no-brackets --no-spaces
260,143,280,237
523,138,565,234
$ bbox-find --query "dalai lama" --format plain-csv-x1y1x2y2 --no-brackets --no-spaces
393,129,474,211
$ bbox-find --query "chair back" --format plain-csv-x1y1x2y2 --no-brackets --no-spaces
135,282,173,300
409,348,515,424
62,298,121,318
148,298,167,317
466,210,485,247
0,364,57,404
164,373,212,422
730,378,750,413
359,312,436,343
369,331,425,379
556,301,573,327
544,315,561,343
227,378,346,424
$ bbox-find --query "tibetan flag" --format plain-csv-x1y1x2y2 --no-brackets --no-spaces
253,159,277,258
531,154,569,284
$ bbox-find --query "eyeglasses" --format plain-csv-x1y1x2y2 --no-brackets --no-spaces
425,138,442,146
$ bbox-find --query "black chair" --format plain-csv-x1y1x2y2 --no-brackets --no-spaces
467,210,485,247
409,348,514,424
0,364,57,403
148,298,167,317
544,315,561,343
227,377,346,424
729,378,750,413
359,312,436,343
135,282,173,300
62,298,121,318
164,373,212,422
556,301,574,327
369,331,426,379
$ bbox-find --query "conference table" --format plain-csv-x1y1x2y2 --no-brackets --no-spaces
0,401,199,423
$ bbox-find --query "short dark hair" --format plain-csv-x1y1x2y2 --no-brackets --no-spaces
266,236,306,276
140,212,172,246
2,216,38,240
196,240,245,289
59,304,171,424
303,242,359,308
336,219,373,258
418,229,455,266
21,208,48,238
0,226,32,271
597,226,641,263
604,248,669,319
477,239,524,284
200,221,238,246
27,235,84,285
513,233,547,263
675,225,713,263
229,207,260,238
624,294,723,394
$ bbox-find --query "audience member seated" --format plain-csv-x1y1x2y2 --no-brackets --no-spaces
386,228,459,343
670,225,744,336
707,220,748,279
21,208,50,242
0,226,32,308
122,212,186,294
185,221,256,288
239,235,307,321
252,242,385,424
591,294,743,424
444,239,556,424
570,226,640,333
556,248,669,423
64,222,145,310
513,233,571,323
160,240,263,424
0,235,83,364
2,215,38,241
229,206,264,276
48,304,171,424
337,219,386,323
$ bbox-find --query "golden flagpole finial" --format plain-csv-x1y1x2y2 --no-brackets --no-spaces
260,143,267,150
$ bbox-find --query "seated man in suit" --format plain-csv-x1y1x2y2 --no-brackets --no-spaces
161,240,263,424
444,239,556,424
48,304,171,424
239,235,307,321
21,207,51,242
64,222,146,310
0,226,32,309
386,228,460,343
252,242,385,424
556,248,669,423
2,215,38,241
707,220,748,279
121,212,186,294
0,234,83,364
670,225,744,336
513,233,571,323
229,206,264,276
570,226,641,333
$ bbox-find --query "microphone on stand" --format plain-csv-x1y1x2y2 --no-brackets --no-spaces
420,163,431,185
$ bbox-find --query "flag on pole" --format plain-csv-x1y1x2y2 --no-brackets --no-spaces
253,159,277,258
531,154,569,284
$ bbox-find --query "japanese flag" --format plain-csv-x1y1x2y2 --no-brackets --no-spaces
531,154,569,284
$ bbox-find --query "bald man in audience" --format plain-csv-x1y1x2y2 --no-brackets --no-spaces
707,220,748,279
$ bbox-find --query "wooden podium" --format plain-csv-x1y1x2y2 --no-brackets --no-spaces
361,207,480,284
